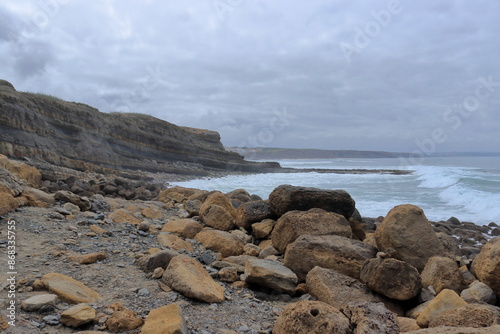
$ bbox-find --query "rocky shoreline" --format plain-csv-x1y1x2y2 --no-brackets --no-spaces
1,155,499,334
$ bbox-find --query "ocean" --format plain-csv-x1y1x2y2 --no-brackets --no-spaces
172,156,500,226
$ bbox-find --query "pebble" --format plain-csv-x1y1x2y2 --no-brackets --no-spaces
138,288,151,296
43,315,60,325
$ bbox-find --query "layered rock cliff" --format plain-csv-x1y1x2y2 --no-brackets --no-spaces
0,79,279,176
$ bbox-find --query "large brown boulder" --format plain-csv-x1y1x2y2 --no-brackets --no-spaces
271,208,352,253
273,300,352,334
471,236,500,295
161,218,203,239
199,191,236,231
268,184,356,218
360,257,422,301
421,256,466,294
306,266,403,315
162,255,225,303
194,229,245,258
284,234,377,281
235,200,274,230
375,204,445,271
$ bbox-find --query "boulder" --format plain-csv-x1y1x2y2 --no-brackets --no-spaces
54,190,91,211
252,219,275,239
375,204,445,271
471,236,500,295
108,208,142,224
360,257,422,301
199,191,236,231
41,273,100,304
344,301,400,334
162,255,225,303
306,266,402,315
284,234,377,281
428,304,500,328
157,233,194,252
60,303,96,328
157,186,209,204
235,200,274,230
243,258,298,294
194,229,245,258
105,307,144,332
273,300,352,334
416,289,468,328
226,188,252,204
421,256,466,294
460,280,497,305
272,208,352,253
21,294,57,312
269,184,355,218
141,303,188,334
161,219,203,239
136,249,179,273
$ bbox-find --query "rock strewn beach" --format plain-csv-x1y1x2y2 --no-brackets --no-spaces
1,155,499,334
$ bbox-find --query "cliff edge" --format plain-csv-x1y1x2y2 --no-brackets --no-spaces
0,79,279,177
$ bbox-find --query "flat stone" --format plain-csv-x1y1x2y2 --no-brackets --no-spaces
41,273,100,304
21,294,58,312
244,258,298,294
60,303,96,328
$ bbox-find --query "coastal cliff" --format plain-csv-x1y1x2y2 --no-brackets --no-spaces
0,79,278,177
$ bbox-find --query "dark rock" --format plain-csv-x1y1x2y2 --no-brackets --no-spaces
268,184,356,218
235,200,275,230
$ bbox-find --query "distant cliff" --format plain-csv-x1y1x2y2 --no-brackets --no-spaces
226,147,401,160
0,80,279,176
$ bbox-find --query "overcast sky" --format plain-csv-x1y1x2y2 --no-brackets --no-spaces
1,1,499,153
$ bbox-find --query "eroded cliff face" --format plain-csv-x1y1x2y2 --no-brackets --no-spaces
0,79,278,175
